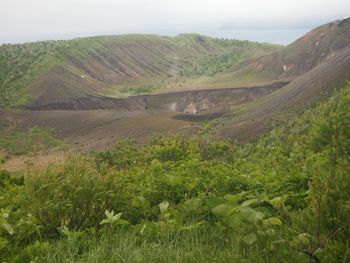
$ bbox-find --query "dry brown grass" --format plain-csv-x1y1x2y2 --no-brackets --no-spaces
3,151,66,172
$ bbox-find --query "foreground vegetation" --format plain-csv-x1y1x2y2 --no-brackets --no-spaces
1,83,350,262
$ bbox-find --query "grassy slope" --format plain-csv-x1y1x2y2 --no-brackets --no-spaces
0,42,65,107
0,34,278,108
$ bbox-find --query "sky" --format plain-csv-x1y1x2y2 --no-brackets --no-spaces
0,0,349,45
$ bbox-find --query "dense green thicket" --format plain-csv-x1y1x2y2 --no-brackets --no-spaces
0,83,349,262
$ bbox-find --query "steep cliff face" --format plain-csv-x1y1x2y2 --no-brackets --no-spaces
26,82,288,113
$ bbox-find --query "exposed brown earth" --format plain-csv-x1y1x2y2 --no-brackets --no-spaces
1,82,287,152
0,110,197,151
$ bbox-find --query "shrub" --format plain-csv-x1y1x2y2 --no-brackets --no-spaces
23,157,119,235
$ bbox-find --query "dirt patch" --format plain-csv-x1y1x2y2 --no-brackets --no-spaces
3,152,66,172
4,109,197,152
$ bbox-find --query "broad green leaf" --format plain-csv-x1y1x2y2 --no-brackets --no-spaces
100,219,110,225
1,223,14,235
183,198,202,211
271,239,286,244
268,197,284,209
159,201,169,214
207,197,225,208
105,210,113,219
2,213,9,220
100,210,124,225
226,215,244,229
114,213,123,220
0,237,9,250
239,207,264,224
211,204,233,217
132,196,150,209
243,232,257,245
165,175,183,186
296,233,310,246
59,226,71,236
185,178,199,191
224,194,242,204
241,198,259,207
113,219,130,225
263,217,282,226
265,228,276,236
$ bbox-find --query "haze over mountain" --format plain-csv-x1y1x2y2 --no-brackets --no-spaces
1,0,349,44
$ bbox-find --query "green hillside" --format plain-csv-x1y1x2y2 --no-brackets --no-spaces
0,34,278,108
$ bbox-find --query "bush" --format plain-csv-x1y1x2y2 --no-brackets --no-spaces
24,157,119,235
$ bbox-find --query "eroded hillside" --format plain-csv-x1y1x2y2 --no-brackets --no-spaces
0,34,278,108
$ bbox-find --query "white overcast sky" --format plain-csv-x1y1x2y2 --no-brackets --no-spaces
0,0,349,44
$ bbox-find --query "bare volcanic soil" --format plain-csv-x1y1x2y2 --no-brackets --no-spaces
1,82,288,151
